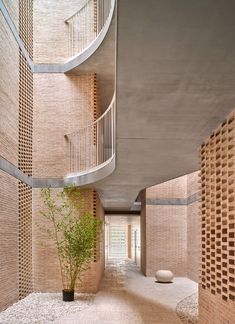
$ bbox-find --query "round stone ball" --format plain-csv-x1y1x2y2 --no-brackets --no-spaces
155,270,174,283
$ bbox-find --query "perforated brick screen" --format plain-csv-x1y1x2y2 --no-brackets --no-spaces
18,0,33,299
200,112,235,302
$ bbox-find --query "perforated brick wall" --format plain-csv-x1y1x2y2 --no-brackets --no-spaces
199,287,235,324
18,52,33,176
199,111,235,322
19,0,33,59
18,182,32,299
18,0,33,300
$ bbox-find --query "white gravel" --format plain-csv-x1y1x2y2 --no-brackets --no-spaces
0,292,94,324
176,292,198,324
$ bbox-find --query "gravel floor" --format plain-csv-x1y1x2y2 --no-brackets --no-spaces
0,292,94,324
176,292,198,324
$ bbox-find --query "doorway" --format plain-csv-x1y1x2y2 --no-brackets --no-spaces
105,215,141,266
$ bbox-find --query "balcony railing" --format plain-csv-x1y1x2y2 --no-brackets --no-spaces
65,0,112,57
65,94,115,177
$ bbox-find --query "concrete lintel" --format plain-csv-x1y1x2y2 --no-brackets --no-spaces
0,155,33,186
32,178,65,188
146,193,199,206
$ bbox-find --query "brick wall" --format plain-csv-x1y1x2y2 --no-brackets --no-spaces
32,0,104,296
33,0,84,63
33,73,97,178
199,287,235,324
140,191,147,275
199,112,235,323
143,176,188,277
0,1,20,311
32,188,104,293
141,173,200,281
147,176,187,199
0,14,19,165
145,204,187,277
3,0,19,30
0,171,19,310
0,0,105,311
187,171,200,282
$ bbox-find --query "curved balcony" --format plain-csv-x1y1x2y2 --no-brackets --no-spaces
66,0,112,57
64,94,116,186
33,0,116,73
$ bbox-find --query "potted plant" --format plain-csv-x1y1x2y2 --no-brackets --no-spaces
37,186,102,301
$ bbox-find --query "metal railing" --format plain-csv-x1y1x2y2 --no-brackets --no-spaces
65,94,115,175
65,0,112,57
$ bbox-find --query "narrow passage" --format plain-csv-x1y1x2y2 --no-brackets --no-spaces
55,259,198,324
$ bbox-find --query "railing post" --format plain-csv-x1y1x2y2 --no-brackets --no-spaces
65,0,112,57
64,94,115,175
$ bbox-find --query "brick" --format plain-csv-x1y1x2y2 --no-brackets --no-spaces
0,14,19,165
0,171,19,311
199,111,235,322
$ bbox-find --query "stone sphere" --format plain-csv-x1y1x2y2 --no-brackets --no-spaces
155,270,174,283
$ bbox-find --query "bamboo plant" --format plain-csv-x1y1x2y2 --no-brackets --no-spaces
38,187,102,301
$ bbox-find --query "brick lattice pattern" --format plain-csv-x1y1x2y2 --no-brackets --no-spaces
19,52,33,176
18,0,33,300
200,111,235,322
19,0,33,59
18,182,33,299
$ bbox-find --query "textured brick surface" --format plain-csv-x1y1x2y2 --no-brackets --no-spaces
187,172,200,282
147,176,187,199
140,191,147,275
0,0,103,311
4,0,19,30
199,287,235,324
18,182,32,299
143,176,188,277
18,0,33,300
0,14,19,165
187,171,199,197
199,112,235,323
32,188,104,293
33,73,97,178
33,0,83,63
187,201,200,282
0,170,19,311
145,205,187,277
142,173,200,281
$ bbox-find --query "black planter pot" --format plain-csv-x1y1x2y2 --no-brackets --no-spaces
62,289,74,302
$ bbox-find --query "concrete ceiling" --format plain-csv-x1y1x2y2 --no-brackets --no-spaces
94,0,235,210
